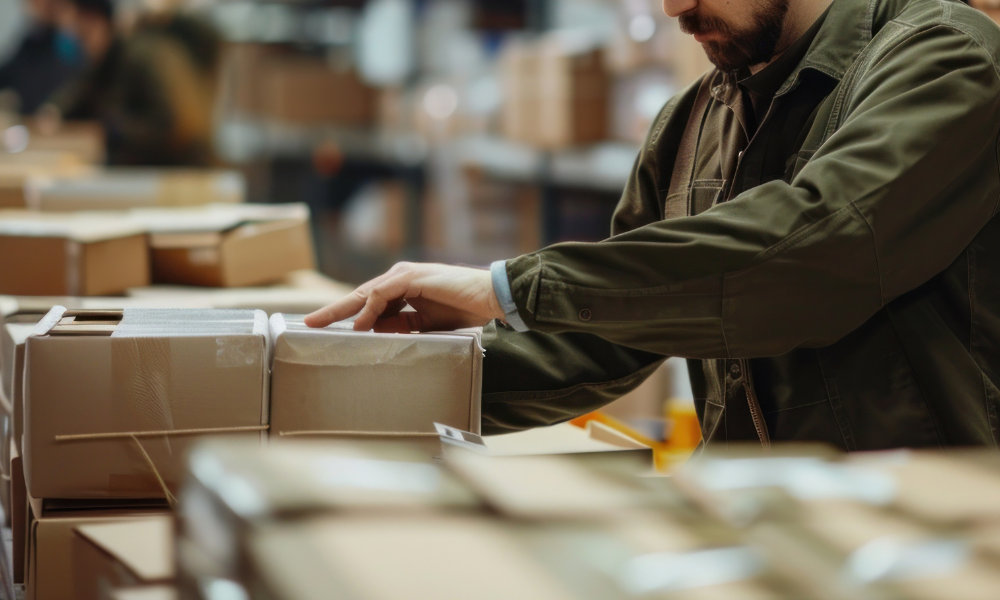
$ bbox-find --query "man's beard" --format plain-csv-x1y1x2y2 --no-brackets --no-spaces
679,0,790,72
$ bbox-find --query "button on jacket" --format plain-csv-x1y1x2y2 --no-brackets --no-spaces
480,0,1000,450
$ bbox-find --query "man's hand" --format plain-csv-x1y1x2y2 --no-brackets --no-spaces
304,262,506,333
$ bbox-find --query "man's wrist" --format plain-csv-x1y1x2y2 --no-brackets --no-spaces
489,260,529,332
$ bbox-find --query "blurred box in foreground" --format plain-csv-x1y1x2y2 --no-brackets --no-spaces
177,439,477,589
0,212,149,296
268,315,483,440
24,307,269,500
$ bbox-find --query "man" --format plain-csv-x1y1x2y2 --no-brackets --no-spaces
44,0,220,166
308,0,1000,451
0,0,84,114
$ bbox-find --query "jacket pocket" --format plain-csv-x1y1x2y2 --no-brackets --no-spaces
662,179,725,219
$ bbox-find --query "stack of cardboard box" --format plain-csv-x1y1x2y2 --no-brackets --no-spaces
20,307,272,600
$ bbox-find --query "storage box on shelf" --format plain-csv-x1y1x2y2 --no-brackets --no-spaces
23,307,269,501
268,315,482,445
501,37,610,149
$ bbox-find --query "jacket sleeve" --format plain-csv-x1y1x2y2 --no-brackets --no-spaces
504,25,1000,359
479,83,703,435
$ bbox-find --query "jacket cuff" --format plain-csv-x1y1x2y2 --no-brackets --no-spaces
490,260,529,332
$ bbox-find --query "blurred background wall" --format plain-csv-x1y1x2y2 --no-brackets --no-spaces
0,0,713,284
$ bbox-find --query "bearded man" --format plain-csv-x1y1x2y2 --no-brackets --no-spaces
308,0,1000,451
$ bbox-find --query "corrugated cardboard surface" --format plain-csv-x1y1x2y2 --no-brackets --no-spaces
73,517,173,600
12,443,25,584
24,308,269,499
269,315,482,437
27,501,170,600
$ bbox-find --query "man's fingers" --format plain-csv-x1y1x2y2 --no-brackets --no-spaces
373,311,429,334
304,291,368,328
304,265,415,328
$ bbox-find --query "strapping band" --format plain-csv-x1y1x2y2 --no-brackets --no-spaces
130,435,179,507
54,425,269,442
278,430,439,438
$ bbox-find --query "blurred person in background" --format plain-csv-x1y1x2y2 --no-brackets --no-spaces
41,0,221,166
307,0,1000,452
0,0,85,114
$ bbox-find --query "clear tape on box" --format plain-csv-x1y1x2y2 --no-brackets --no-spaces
269,315,483,437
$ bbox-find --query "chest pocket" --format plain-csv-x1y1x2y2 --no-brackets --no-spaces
663,179,725,219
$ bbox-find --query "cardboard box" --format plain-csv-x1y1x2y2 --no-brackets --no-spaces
245,515,585,600
12,442,25,585
26,496,170,600
25,169,246,212
501,38,609,149
4,321,35,458
177,439,477,583
243,513,780,600
0,213,149,296
268,315,483,438
133,204,315,288
261,59,374,125
73,516,173,600
23,307,269,500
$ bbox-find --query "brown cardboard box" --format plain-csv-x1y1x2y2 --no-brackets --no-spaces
4,321,36,458
73,516,173,600
177,439,477,584
261,59,374,125
26,497,170,600
501,38,609,149
2,297,218,461
268,315,482,439
26,169,246,212
23,307,269,500
12,441,26,584
135,204,316,288
0,213,149,296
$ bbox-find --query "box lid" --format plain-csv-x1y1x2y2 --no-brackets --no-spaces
74,517,174,582
133,203,309,236
0,213,145,242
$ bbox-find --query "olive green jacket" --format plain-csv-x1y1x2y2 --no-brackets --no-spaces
481,0,1000,450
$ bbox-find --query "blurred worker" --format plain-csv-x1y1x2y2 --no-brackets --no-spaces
308,0,1000,451
43,0,221,166
0,0,85,114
